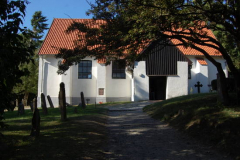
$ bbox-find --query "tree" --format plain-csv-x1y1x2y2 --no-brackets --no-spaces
31,11,48,44
214,29,240,69
12,11,48,104
0,0,35,129
56,0,240,104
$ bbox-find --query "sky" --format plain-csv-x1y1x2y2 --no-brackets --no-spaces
23,0,96,37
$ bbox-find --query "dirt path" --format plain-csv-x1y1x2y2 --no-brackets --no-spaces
103,101,232,160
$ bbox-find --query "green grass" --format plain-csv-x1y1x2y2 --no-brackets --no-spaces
1,105,108,160
143,93,240,160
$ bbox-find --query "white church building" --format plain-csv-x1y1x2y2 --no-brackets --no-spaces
37,19,228,107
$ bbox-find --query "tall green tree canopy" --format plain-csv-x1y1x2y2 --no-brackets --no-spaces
0,0,35,127
13,11,48,101
56,0,240,104
31,11,48,41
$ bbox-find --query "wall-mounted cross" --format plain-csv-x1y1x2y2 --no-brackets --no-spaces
194,81,203,93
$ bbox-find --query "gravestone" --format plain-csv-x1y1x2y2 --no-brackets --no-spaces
41,93,48,115
194,81,203,93
80,92,86,109
59,82,67,121
47,95,54,108
33,98,37,112
18,101,24,115
30,108,40,137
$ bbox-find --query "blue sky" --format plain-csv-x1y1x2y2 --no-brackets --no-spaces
23,0,95,36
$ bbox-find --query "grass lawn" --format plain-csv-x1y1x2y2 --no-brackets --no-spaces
1,105,108,160
143,93,240,160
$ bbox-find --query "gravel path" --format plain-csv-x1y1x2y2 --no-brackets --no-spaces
104,101,232,160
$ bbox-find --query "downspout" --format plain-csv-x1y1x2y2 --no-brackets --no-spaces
41,55,44,93
70,66,73,104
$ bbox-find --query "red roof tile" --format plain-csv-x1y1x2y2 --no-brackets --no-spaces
196,58,208,65
168,28,221,56
39,19,222,58
38,18,105,55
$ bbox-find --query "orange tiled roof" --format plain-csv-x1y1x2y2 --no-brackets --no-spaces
38,18,105,55
168,28,222,56
196,58,208,65
39,19,222,57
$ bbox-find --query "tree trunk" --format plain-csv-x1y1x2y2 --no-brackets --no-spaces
232,71,240,104
218,42,240,104
214,63,230,105
190,45,230,105
24,92,29,106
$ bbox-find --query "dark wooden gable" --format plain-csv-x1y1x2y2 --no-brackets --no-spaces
142,40,189,76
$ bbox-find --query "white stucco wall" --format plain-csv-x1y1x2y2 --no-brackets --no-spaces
71,57,97,105
38,56,133,106
188,57,209,94
37,55,62,107
61,66,72,104
166,61,188,99
134,61,149,101
188,56,227,94
96,63,107,103
105,62,132,102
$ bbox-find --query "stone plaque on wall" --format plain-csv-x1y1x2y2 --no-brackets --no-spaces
99,88,104,95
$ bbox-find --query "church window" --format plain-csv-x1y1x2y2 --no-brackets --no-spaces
112,60,126,79
78,60,92,79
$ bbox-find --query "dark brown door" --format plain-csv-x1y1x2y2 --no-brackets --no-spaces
149,76,167,100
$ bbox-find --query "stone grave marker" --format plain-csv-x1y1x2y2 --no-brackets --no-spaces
80,92,86,109
47,95,54,108
59,82,67,121
41,93,48,115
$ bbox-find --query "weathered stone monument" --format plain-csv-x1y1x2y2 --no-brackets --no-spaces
41,93,48,115
30,108,40,137
47,95,54,108
80,92,86,109
59,82,67,121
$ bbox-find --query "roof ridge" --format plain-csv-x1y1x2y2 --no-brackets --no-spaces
53,18,102,20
